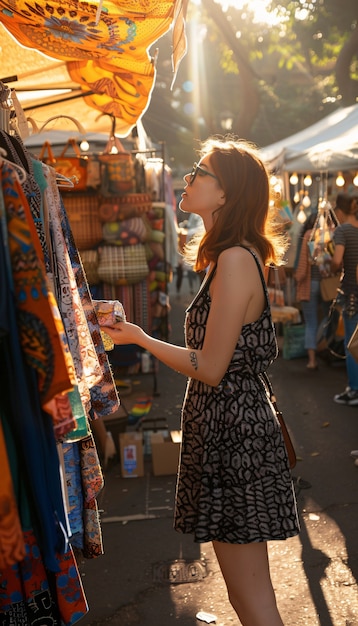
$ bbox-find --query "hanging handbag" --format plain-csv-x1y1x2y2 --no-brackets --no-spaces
97,244,149,286
261,372,297,470
317,296,345,360
39,140,57,166
62,193,102,251
86,156,101,189
307,204,338,276
102,216,151,246
99,192,153,222
99,135,134,195
80,249,100,285
40,138,88,191
57,138,88,190
320,274,341,302
347,323,358,363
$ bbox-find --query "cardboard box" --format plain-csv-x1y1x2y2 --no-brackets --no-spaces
151,430,182,476
102,405,128,457
142,418,169,455
119,432,144,478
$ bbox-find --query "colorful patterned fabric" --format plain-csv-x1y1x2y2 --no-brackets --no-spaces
79,435,104,559
44,169,103,416
1,161,74,412
0,0,187,135
0,216,70,573
0,529,88,625
59,188,121,418
101,280,152,333
62,442,84,549
0,420,25,569
0,132,49,269
93,299,126,326
62,435,104,560
0,153,75,437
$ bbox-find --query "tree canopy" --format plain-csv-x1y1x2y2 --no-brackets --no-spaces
144,0,358,171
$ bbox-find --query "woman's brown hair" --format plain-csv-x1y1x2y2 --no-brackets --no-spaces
188,137,287,272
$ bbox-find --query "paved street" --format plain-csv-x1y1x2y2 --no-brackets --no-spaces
78,276,358,626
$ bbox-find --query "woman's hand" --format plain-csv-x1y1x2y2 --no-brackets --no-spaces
104,321,145,346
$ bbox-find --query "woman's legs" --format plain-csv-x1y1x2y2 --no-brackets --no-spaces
212,540,284,626
343,311,358,391
301,280,321,368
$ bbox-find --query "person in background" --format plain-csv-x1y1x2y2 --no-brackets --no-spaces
105,137,300,626
176,213,205,295
330,193,358,406
294,212,330,369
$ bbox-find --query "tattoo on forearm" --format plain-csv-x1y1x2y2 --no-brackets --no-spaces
190,351,198,370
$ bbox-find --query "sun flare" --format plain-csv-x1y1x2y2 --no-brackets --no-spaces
193,0,281,27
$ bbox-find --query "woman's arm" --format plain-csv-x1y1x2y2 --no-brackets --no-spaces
105,247,264,387
330,243,344,273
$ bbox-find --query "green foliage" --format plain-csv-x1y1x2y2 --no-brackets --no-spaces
145,0,358,169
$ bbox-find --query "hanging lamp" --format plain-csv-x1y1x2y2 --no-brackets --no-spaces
335,172,345,187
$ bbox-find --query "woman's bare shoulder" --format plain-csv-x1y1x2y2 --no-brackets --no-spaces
217,244,262,270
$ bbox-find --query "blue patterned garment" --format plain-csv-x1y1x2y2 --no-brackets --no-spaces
58,188,120,418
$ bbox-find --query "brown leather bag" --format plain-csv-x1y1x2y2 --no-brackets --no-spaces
99,135,134,195
261,372,297,470
39,139,88,191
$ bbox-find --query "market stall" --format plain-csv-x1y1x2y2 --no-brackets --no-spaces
260,104,358,268
0,3,186,623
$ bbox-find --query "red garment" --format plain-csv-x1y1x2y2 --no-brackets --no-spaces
294,229,312,302
0,529,88,625
0,421,25,568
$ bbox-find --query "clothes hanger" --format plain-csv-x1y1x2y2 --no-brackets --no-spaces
56,172,76,188
41,160,75,188
0,146,27,183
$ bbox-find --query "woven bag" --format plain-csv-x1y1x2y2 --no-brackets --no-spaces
86,157,101,189
97,244,149,285
99,135,134,195
56,139,88,191
40,139,88,191
62,193,102,251
80,249,100,285
39,140,57,165
102,217,149,246
99,193,153,222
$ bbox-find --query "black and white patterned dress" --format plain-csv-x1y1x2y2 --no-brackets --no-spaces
174,247,300,544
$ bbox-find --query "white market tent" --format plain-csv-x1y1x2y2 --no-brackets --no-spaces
260,103,358,173
260,104,358,269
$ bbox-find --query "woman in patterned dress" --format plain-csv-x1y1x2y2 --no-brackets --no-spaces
106,137,300,626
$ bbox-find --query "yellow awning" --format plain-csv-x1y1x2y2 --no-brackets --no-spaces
0,0,187,135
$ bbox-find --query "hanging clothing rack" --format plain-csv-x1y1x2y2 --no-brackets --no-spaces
0,118,124,624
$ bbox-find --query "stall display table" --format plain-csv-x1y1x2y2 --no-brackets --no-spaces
271,305,301,325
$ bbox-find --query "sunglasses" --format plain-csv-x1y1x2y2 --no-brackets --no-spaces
188,162,219,185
